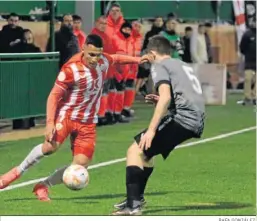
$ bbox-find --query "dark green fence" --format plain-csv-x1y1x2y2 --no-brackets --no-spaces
0,52,59,120
94,0,233,21
0,1,75,16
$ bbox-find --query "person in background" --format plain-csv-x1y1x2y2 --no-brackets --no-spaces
167,12,177,20
239,19,256,106
190,24,208,64
182,26,193,63
46,14,79,69
141,16,164,56
91,16,114,126
160,18,184,59
204,22,213,63
105,3,124,38
105,2,125,123
112,21,134,123
136,16,164,96
11,29,41,130
0,13,24,53
122,20,143,118
73,14,87,51
10,29,41,53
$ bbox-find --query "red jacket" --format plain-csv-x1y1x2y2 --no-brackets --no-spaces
105,15,124,40
91,28,113,54
132,29,143,57
73,29,87,51
104,15,125,80
112,32,134,81
130,29,143,79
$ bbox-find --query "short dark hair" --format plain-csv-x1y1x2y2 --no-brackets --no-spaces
205,22,212,28
120,21,132,30
9,13,19,18
198,23,205,29
167,12,176,19
185,26,192,32
86,34,103,48
153,16,163,23
22,29,33,41
96,15,107,22
73,14,82,21
62,14,72,21
23,29,32,34
154,16,163,20
147,35,172,55
110,2,121,9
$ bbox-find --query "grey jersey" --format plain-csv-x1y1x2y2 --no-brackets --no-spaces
151,58,205,137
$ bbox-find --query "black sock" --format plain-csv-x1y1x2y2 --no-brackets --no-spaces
126,166,144,208
140,167,154,198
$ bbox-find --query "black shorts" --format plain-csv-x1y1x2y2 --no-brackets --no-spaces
137,66,150,79
134,116,195,160
102,79,111,95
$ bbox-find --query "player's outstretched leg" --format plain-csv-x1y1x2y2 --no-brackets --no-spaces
33,147,92,202
33,166,68,202
112,142,154,215
0,141,59,189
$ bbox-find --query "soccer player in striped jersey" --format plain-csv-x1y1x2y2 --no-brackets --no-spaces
0,34,151,201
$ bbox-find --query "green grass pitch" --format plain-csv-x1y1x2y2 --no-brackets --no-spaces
0,94,255,215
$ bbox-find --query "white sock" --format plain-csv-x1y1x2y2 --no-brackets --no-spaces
43,166,68,187
18,144,44,174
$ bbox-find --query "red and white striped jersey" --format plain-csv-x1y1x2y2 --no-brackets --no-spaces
55,53,110,124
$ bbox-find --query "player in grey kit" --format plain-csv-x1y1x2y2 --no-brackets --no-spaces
112,35,205,216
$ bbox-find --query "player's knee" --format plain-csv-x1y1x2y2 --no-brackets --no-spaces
127,142,141,157
72,154,91,168
42,141,60,155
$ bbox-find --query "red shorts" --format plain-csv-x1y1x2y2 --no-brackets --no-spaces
53,116,96,159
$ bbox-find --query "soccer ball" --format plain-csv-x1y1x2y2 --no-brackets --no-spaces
62,164,89,191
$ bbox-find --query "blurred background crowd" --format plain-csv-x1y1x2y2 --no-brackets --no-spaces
0,0,256,130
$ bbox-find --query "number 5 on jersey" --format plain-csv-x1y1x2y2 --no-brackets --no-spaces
182,65,203,94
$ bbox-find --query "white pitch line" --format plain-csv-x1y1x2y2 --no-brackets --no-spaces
0,126,256,192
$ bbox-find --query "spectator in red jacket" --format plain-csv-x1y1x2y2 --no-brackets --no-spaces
122,21,143,118
73,14,87,50
112,21,134,123
91,16,113,55
91,16,116,126
132,21,143,57
104,3,125,124
105,3,124,40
